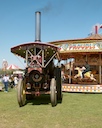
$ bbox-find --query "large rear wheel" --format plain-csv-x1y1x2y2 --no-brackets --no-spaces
17,78,26,107
50,78,57,107
55,67,62,101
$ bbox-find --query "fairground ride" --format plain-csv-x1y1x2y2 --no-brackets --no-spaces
49,25,102,93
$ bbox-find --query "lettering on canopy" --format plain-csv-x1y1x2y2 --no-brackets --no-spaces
59,42,102,52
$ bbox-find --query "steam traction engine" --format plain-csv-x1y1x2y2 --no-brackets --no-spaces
11,11,62,107
11,42,62,107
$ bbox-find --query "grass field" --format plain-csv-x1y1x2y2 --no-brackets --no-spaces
0,88,102,128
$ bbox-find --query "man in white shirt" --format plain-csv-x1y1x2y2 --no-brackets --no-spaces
3,74,9,92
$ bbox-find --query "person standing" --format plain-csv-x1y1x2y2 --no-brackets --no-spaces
3,74,9,92
14,75,18,87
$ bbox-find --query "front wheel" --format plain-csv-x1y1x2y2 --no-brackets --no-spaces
50,78,57,107
17,79,26,107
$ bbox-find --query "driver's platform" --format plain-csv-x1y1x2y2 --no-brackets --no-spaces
62,84,102,93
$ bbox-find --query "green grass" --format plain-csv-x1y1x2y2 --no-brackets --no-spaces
0,88,102,128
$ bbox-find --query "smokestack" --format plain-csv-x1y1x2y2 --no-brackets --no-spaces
35,11,41,42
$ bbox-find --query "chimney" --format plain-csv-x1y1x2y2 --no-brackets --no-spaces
95,25,98,34
35,11,41,42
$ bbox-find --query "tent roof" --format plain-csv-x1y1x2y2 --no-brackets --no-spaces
7,64,20,70
85,34,102,39
49,34,102,45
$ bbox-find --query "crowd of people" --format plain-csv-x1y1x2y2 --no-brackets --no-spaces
1,74,23,93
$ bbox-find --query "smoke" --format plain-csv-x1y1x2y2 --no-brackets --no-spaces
37,0,66,15
38,2,52,14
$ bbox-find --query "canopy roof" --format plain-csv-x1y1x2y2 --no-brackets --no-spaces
48,34,102,59
11,42,60,59
49,34,102,45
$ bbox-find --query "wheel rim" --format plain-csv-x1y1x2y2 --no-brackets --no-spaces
17,79,26,107
21,79,26,105
56,67,62,101
17,79,22,107
50,78,57,107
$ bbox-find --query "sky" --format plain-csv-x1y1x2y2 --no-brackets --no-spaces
0,0,102,69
